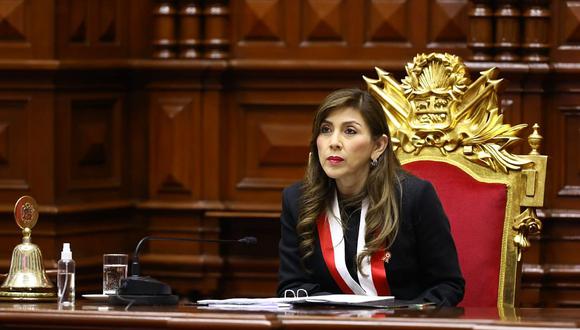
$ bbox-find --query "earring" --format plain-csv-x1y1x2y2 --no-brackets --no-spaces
370,158,378,167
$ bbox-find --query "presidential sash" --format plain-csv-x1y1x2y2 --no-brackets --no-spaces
317,193,391,296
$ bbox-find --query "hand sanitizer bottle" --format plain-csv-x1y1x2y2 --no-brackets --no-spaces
57,243,75,306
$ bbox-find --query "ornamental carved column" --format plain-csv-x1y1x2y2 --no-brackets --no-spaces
152,0,177,59
522,0,550,62
468,0,495,61
203,0,230,59
494,0,521,62
177,0,203,59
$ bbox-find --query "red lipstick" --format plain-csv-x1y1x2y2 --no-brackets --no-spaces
327,156,344,164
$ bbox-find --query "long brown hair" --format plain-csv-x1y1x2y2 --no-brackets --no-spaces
297,88,402,270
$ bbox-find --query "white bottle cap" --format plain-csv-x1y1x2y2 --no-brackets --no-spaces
61,243,72,260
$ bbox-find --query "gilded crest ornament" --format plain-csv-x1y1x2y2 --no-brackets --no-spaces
365,53,532,173
15,197,38,230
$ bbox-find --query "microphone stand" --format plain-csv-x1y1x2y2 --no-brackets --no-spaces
109,236,257,306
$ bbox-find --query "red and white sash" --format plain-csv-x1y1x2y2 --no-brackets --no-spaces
317,193,391,296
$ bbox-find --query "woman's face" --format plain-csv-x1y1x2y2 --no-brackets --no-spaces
316,107,379,196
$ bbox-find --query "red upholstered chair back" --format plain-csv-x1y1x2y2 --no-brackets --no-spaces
365,52,547,307
403,161,506,307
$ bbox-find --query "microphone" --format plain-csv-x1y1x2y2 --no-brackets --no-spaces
109,236,258,306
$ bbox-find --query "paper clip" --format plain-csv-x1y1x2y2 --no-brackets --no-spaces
283,289,308,298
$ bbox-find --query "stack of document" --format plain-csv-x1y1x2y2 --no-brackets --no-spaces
197,294,394,311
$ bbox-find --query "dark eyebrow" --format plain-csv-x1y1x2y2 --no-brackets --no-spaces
321,119,362,127
342,121,362,127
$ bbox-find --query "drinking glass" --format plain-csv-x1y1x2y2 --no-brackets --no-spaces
102,254,128,295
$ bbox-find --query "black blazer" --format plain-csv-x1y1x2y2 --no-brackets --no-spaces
277,173,465,306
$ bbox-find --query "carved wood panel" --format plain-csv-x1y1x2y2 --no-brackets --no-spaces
521,211,580,307
233,0,470,60
238,0,284,43
149,92,202,200
364,0,411,45
428,0,469,46
546,87,580,209
0,0,53,58
552,0,580,62
225,91,315,209
56,0,129,58
0,98,29,192
556,106,580,198
300,0,345,43
56,93,125,201
0,92,53,203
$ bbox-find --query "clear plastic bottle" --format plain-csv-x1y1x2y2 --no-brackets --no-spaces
57,243,75,306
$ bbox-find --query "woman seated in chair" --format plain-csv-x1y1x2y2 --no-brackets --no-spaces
278,88,465,306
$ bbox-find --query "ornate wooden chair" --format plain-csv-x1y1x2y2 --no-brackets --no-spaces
365,53,547,308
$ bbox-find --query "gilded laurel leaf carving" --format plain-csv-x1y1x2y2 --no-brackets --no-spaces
364,52,532,173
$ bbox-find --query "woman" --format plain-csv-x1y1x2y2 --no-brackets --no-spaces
278,88,464,306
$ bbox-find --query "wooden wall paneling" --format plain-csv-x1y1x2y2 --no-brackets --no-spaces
233,0,290,59
520,234,542,307
427,0,470,49
545,79,580,209
231,0,471,62
300,0,348,46
152,0,177,59
127,76,149,199
297,0,415,59
56,0,129,59
500,92,523,130
522,0,550,62
177,0,203,59
556,105,580,198
364,0,409,46
550,0,580,62
135,63,228,298
499,85,527,155
536,214,580,307
520,70,549,140
361,0,420,60
200,69,226,205
0,0,54,59
148,90,202,201
216,216,280,298
494,0,521,61
499,67,549,155
55,92,127,203
204,0,230,59
225,90,316,210
128,0,154,58
0,92,54,204
468,0,495,61
139,211,222,297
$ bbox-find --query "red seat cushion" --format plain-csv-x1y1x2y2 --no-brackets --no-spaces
403,160,507,307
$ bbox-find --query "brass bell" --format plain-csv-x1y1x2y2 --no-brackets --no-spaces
0,196,56,301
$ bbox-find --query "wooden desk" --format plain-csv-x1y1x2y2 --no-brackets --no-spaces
0,301,579,330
